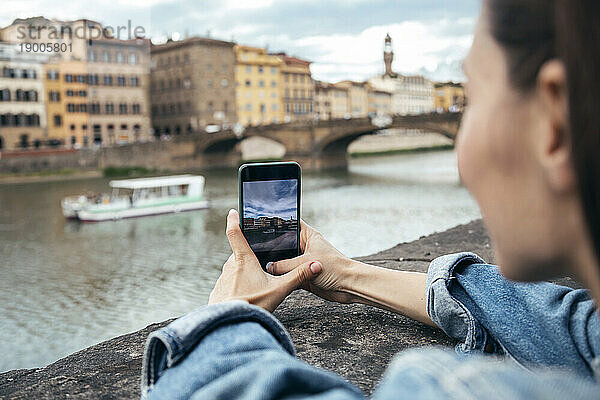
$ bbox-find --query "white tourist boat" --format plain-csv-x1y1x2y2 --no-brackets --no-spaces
61,175,209,222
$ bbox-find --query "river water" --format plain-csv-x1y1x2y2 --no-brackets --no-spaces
0,150,480,372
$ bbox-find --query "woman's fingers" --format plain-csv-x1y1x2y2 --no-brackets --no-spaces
267,253,310,275
225,209,254,263
281,260,322,290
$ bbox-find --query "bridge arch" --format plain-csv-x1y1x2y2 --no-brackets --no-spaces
313,113,460,157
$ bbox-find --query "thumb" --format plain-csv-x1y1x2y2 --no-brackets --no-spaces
282,260,322,290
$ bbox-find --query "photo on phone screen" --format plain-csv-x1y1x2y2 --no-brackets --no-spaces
242,179,298,253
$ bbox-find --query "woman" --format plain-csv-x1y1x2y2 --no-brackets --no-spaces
141,0,600,398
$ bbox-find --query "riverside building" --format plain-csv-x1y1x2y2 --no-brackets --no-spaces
151,37,237,136
235,45,283,126
87,38,151,145
272,53,313,122
0,42,48,150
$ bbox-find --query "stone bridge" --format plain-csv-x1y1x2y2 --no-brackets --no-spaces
99,112,462,171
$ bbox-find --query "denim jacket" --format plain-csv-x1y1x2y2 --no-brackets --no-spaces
141,252,600,399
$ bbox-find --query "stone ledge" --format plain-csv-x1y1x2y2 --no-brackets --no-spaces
1,219,492,399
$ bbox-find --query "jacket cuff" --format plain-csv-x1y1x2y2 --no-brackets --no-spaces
425,252,488,353
141,300,295,396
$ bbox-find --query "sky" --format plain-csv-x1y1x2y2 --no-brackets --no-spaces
243,179,297,219
1,0,481,82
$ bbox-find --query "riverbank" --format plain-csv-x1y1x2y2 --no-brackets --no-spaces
0,169,102,185
0,219,494,399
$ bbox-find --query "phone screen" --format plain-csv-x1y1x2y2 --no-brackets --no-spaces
242,178,298,253
239,162,301,268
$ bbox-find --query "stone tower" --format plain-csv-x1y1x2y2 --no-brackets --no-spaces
383,33,395,77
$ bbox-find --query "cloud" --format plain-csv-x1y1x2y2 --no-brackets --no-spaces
243,180,297,219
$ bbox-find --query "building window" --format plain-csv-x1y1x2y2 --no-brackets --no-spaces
89,102,100,114
271,81,276,87
105,103,114,114
120,124,128,130
246,65,251,73
130,76,139,86
207,80,212,87
76,75,85,83
66,90,74,97
102,51,110,62
272,103,277,111
259,80,264,87
19,134,29,148
2,67,14,78
221,78,228,87
128,52,138,65
132,103,141,114
78,90,87,97
54,114,62,126
88,50,97,62
116,52,124,63
79,104,87,113
67,103,75,112
245,80,251,87
47,70,59,80
119,103,128,114
88,74,99,85
258,65,264,73
0,89,10,101
103,75,113,86
117,76,126,86
183,78,191,89
285,103,290,113
70,124,76,131
246,103,252,111
271,67,276,74
65,74,73,82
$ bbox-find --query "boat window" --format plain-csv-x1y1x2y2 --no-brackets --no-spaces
181,185,188,195
168,185,182,196
148,187,162,198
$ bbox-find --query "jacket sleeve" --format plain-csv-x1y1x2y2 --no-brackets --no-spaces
141,300,365,400
425,252,600,379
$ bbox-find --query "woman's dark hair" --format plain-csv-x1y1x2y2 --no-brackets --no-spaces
487,0,600,261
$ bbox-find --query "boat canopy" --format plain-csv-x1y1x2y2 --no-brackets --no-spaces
109,175,205,190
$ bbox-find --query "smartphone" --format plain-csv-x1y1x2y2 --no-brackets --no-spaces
238,161,301,269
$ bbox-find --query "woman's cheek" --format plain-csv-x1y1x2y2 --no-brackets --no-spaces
456,110,480,192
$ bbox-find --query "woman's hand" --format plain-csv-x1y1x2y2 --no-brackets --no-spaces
266,220,361,304
208,209,323,313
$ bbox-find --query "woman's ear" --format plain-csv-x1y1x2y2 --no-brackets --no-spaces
535,59,575,193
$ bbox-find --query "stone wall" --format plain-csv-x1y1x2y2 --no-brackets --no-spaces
0,219,501,399
0,149,98,174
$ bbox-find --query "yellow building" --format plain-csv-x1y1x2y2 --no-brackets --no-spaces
44,60,90,147
234,45,283,126
434,82,465,113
